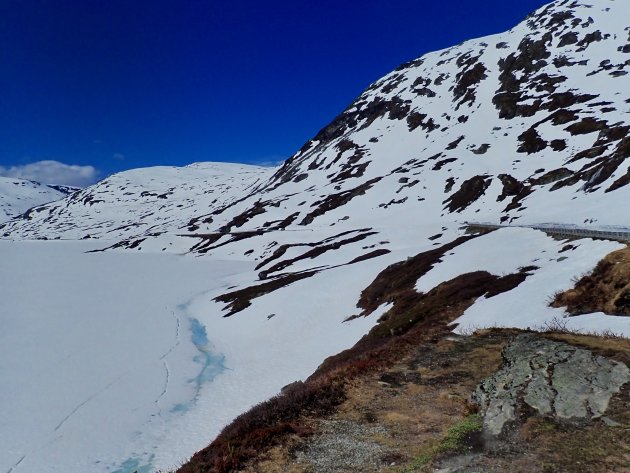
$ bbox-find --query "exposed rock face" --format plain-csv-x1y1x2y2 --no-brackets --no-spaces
473,334,630,437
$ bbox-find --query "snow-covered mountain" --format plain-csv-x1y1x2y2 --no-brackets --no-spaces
1,162,273,239
0,176,77,223
4,0,629,245
2,1,630,472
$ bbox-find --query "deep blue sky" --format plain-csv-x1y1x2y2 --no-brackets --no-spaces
0,0,550,184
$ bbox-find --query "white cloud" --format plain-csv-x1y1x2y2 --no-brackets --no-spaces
0,160,99,187
112,153,125,161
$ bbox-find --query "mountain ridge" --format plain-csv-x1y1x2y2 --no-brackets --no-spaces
3,0,629,248
0,176,77,223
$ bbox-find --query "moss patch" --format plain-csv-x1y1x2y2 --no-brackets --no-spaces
399,414,483,472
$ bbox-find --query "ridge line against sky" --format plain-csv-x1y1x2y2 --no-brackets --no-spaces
0,0,550,186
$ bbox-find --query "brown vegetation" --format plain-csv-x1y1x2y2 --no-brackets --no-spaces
214,271,318,316
257,231,377,279
177,377,345,473
552,246,630,316
235,328,630,473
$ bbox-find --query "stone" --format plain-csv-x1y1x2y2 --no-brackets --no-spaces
472,334,630,437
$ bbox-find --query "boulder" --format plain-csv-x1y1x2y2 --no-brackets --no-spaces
473,334,630,437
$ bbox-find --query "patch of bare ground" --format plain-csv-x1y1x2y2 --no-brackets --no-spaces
233,333,511,473
443,176,492,213
299,178,382,225
233,329,630,473
257,230,378,279
552,246,630,316
214,270,319,316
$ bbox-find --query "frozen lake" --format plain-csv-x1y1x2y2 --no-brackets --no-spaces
0,239,379,472
0,240,251,473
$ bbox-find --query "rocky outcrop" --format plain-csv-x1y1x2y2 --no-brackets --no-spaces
473,334,630,437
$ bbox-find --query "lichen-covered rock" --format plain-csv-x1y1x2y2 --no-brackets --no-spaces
473,334,630,437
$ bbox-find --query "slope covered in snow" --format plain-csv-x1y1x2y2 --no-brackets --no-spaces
0,176,73,222
4,0,630,245
1,162,273,239
2,1,630,472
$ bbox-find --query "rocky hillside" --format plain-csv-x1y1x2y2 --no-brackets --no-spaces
3,0,628,320
4,0,630,247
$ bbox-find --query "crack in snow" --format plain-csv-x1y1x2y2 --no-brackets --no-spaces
53,373,128,433
5,455,26,473
155,311,182,417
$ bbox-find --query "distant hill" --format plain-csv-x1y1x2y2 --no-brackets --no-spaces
0,176,76,223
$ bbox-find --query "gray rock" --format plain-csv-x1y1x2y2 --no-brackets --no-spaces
472,334,630,437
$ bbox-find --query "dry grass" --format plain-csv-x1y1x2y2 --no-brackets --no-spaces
237,333,508,473
551,246,630,316
525,402,630,473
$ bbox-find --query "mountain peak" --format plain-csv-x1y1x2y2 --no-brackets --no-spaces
3,0,629,244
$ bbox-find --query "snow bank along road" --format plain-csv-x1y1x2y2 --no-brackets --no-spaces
467,223,630,243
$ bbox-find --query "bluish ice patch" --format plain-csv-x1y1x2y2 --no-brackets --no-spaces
169,317,227,413
111,456,153,473
170,402,190,413
190,317,209,347
190,317,226,383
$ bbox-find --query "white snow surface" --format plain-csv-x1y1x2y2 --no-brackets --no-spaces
1,162,274,239
0,240,380,472
0,177,68,222
416,227,630,335
2,0,630,471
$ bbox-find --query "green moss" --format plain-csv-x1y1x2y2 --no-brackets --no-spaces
399,414,482,472
441,414,483,451
534,420,557,433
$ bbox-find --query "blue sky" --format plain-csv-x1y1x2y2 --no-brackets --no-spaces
0,0,550,186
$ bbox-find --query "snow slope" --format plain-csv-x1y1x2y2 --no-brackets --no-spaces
0,177,72,223
2,1,630,471
1,163,273,239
